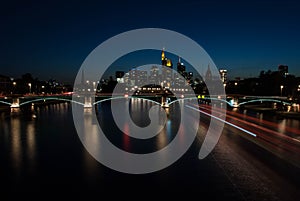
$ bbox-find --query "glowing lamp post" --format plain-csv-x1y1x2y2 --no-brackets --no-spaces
93,81,96,91
12,81,16,94
280,85,284,96
28,83,32,94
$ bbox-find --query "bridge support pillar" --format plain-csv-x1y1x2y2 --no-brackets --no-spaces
84,96,92,108
10,98,20,114
10,107,21,115
161,95,169,108
10,98,20,108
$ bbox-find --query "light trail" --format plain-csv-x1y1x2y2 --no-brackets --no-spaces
195,104,300,145
199,103,300,136
188,103,300,154
185,104,257,137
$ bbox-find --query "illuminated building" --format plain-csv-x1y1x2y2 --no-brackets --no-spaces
129,68,148,87
161,48,173,68
205,64,212,81
177,57,186,77
187,72,193,82
149,66,160,85
115,71,125,83
219,69,227,84
161,48,165,63
161,48,173,88
278,64,288,77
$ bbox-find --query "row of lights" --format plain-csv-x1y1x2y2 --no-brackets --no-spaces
222,82,238,87
223,83,300,96
83,80,98,92
124,87,189,92
12,82,52,92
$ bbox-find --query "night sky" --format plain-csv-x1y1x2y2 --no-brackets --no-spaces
1,0,300,83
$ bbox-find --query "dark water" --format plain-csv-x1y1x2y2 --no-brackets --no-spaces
0,101,299,200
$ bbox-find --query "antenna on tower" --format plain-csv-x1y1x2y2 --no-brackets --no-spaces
81,69,85,85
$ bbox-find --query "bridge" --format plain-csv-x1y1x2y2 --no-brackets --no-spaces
197,95,293,108
0,93,176,110
0,95,76,108
0,93,295,114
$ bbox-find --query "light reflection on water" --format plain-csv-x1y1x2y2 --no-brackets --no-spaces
123,123,130,151
1,100,299,179
7,114,37,175
26,123,35,158
98,98,179,153
11,117,22,173
234,106,300,136
3,101,299,150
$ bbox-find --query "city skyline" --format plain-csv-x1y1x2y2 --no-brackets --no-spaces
1,47,298,85
1,0,300,83
1,1,300,199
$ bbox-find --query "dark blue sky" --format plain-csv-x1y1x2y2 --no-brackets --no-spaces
1,0,300,83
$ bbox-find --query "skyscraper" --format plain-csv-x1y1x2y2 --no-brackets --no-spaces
115,71,125,83
129,68,148,87
177,57,186,77
161,48,173,68
81,69,85,85
205,64,212,81
219,69,227,84
161,48,173,88
149,66,160,85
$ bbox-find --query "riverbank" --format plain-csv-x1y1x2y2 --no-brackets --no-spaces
276,111,300,120
242,105,276,112
242,105,300,119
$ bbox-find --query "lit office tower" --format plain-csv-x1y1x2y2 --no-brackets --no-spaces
177,57,186,77
129,68,148,87
129,68,138,86
161,48,173,68
138,70,148,86
123,72,130,86
115,71,125,83
186,72,193,82
219,69,227,84
149,66,160,85
161,48,173,88
161,48,166,65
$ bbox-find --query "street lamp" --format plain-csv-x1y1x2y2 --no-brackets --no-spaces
280,85,284,96
28,83,32,94
41,85,45,94
93,81,96,91
12,81,16,94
